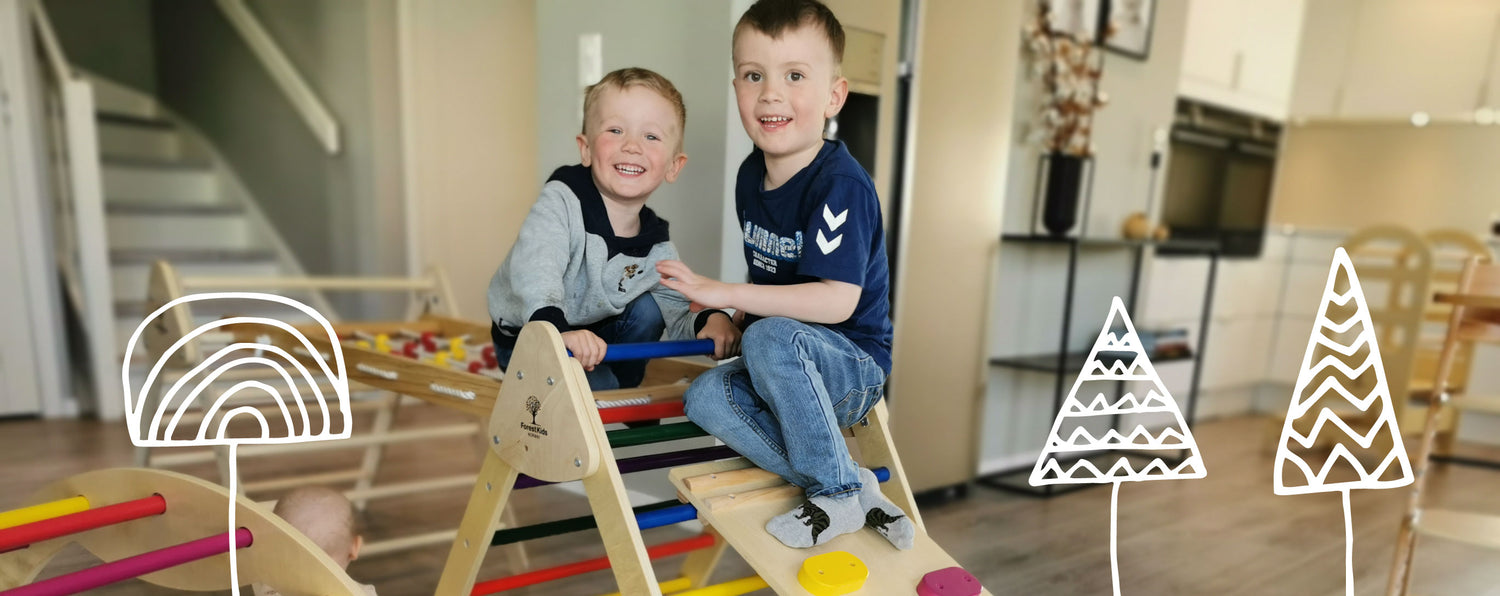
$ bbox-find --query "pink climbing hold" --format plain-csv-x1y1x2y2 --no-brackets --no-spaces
916,567,980,596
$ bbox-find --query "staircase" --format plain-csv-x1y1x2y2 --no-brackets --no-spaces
86,74,315,367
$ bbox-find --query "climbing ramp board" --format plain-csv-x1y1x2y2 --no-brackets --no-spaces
669,458,992,595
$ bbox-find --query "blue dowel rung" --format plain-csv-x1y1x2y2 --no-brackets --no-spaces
567,338,716,362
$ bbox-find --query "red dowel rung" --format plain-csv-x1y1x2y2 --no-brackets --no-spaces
470,533,714,595
0,495,166,554
597,401,686,425
1,527,252,596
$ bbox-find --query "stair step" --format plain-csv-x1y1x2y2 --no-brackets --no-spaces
107,209,256,251
111,248,277,265
98,122,181,164
96,111,174,130
106,201,244,216
101,155,212,171
103,164,217,203
85,74,157,120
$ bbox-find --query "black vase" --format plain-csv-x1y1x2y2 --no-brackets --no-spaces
1042,153,1086,237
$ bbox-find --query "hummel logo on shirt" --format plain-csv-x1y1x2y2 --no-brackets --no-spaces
816,230,842,254
823,205,848,230
818,206,848,255
744,220,802,274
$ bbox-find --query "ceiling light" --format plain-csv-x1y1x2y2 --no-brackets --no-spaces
1475,108,1496,125
1410,112,1430,127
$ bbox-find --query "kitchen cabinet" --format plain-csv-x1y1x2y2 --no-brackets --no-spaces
1179,0,1305,120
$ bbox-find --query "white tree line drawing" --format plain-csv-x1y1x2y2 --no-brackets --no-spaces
1030,247,1412,595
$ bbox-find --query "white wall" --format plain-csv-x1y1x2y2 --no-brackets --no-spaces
535,0,736,279
251,0,407,319
401,0,537,320
719,0,756,285
980,0,1193,473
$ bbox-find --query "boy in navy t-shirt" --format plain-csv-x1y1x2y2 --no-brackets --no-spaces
657,0,913,550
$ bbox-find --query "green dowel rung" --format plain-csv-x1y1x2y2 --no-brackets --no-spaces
490,499,682,546
606,421,708,448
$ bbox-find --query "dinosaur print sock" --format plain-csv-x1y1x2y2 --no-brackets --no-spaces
765,493,864,548
857,467,914,550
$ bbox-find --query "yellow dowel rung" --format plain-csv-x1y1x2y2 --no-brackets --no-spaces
600,576,693,596
0,496,90,530
671,576,768,596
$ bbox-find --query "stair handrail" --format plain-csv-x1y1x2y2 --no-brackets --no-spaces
29,0,124,419
215,0,341,154
29,0,69,83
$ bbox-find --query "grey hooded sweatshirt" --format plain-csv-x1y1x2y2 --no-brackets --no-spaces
487,165,715,350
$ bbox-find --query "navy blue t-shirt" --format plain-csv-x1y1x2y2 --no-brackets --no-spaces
736,140,894,374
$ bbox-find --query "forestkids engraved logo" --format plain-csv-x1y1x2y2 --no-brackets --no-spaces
520,395,548,436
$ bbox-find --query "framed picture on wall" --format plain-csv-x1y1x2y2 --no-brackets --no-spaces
1044,0,1103,43
1103,0,1155,59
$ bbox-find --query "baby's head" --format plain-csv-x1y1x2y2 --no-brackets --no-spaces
272,487,362,569
577,67,689,204
731,0,847,162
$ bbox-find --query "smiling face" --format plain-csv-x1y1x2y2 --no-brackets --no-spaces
577,85,688,205
732,24,847,172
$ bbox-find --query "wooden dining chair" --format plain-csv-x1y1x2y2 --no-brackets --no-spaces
1413,229,1496,455
1387,257,1500,595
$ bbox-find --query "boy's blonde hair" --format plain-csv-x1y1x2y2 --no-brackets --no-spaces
581,67,687,146
733,0,846,68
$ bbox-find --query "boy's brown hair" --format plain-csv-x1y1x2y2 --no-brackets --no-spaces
581,67,687,147
733,0,846,66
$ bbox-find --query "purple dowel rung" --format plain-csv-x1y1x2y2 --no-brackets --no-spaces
512,445,739,490
916,567,980,596
2,528,254,596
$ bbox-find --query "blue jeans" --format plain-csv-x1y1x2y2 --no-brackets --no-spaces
683,317,886,498
494,294,665,390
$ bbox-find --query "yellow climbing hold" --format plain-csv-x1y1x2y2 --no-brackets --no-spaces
797,551,867,596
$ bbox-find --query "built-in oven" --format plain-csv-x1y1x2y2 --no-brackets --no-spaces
1161,99,1281,257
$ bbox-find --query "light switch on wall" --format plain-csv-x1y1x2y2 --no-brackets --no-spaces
578,32,602,130
579,32,602,87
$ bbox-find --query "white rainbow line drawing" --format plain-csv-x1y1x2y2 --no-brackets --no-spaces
1274,248,1412,596
122,292,350,596
1030,296,1205,596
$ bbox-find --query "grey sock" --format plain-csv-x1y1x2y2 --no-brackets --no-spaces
858,467,915,550
765,493,864,548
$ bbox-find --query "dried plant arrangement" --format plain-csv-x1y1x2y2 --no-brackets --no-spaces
1023,1,1108,157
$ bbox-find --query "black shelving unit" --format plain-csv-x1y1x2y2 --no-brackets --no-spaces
977,233,1221,497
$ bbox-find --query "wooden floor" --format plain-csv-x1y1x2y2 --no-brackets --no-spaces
3,410,1500,595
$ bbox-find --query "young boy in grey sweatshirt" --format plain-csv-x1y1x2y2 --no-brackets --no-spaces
488,68,740,389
